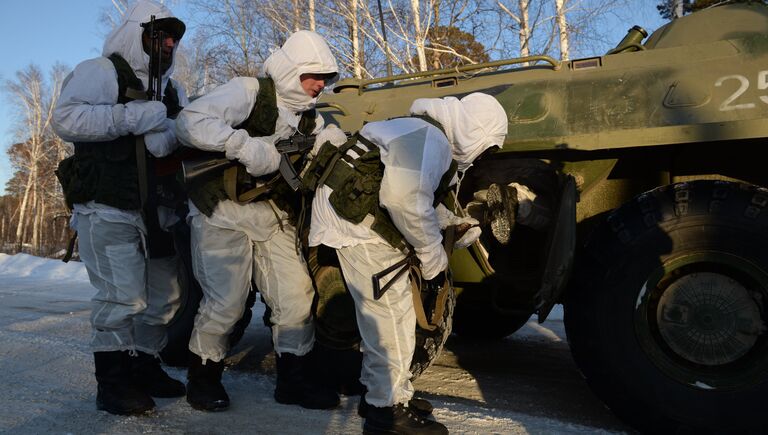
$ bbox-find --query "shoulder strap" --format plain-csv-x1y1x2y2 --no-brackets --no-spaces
389,114,446,135
298,109,317,135
235,77,279,137
162,79,182,118
107,53,144,103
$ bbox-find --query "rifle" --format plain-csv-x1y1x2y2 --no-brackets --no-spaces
136,15,175,258
140,15,164,102
371,252,418,300
182,133,326,191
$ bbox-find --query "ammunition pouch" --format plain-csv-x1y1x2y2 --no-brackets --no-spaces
303,134,408,252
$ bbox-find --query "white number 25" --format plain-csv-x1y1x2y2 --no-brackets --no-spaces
715,71,768,111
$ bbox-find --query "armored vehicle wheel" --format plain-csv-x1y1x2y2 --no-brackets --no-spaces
452,297,530,340
565,181,768,433
160,222,255,367
309,246,455,380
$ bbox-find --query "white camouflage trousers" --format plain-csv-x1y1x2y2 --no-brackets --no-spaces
188,212,315,363
337,243,416,408
76,212,182,355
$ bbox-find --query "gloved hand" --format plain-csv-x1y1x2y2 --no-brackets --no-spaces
415,242,448,281
144,118,179,157
423,270,446,294
454,226,481,249
311,124,348,156
435,203,481,249
124,100,167,135
224,129,281,177
435,203,478,229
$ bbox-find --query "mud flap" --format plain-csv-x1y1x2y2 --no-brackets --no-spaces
536,175,577,322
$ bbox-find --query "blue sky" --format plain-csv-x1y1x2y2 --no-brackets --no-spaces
0,0,666,192
0,0,102,189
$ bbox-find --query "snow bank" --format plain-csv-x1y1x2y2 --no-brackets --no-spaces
0,253,89,281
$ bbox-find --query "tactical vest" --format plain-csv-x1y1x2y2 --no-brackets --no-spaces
56,53,182,210
302,116,458,251
186,77,317,218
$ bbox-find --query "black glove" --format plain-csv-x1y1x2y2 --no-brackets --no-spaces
423,271,446,294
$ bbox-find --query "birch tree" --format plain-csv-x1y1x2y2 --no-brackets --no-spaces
497,0,531,58
3,64,67,254
410,0,429,71
554,0,570,60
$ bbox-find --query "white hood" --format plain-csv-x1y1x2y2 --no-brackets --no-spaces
409,93,508,171
101,0,180,92
264,30,338,113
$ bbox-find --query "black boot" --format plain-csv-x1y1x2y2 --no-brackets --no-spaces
94,351,155,416
358,394,434,418
131,351,186,398
186,354,230,412
274,352,340,409
309,343,365,396
335,348,366,396
362,400,448,435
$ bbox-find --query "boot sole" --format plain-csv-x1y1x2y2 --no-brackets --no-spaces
144,387,187,398
275,394,340,410
187,398,230,412
362,425,399,435
358,401,433,418
364,422,448,435
97,402,155,416
487,183,516,245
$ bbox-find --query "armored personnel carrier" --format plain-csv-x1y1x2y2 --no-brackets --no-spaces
313,3,768,432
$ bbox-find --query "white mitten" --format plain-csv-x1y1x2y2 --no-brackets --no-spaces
416,242,449,280
311,124,348,156
124,100,167,135
435,203,481,249
144,119,179,157
454,227,482,249
225,130,281,177
435,203,479,228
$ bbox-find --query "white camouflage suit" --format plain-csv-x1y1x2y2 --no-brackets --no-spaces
52,0,188,355
175,31,339,363
309,93,508,407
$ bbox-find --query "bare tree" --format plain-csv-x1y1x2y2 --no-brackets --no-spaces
3,64,67,254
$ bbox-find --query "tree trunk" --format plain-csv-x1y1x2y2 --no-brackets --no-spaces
554,0,570,61
518,0,530,58
31,182,40,254
411,0,428,71
293,0,301,32
350,0,362,78
431,1,441,69
35,197,45,255
674,0,684,19
15,170,34,250
309,0,316,30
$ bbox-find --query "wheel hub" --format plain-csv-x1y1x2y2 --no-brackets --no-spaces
657,272,762,366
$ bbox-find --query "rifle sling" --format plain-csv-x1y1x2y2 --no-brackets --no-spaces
222,166,281,204
136,137,149,212
411,224,456,331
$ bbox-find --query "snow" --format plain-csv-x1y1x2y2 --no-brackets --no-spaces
0,252,89,281
0,253,627,434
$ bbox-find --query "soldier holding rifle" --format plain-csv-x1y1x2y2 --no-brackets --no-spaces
52,0,188,416
174,30,343,412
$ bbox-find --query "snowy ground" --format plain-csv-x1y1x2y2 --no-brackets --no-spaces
0,253,631,434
